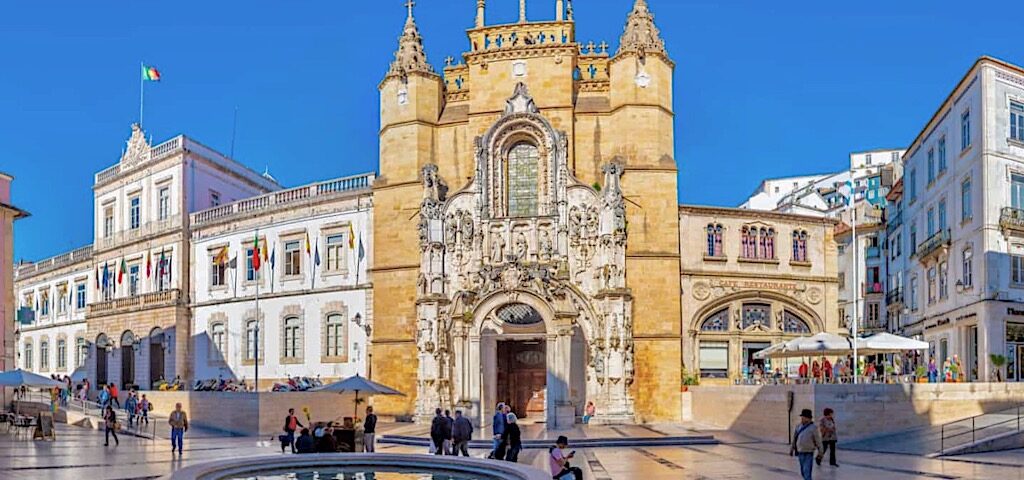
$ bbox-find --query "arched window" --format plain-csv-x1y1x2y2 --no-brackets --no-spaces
244,320,259,361
507,142,540,217
742,303,772,330
741,226,756,258
706,224,723,257
792,230,809,262
700,309,729,331
209,322,226,361
761,228,776,259
324,313,346,360
57,338,67,370
40,339,50,370
782,311,811,334
282,316,302,359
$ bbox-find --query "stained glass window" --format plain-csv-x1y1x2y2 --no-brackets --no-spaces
701,309,729,331
507,143,539,217
742,304,771,330
782,311,810,334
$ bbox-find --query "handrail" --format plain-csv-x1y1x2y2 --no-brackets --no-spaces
939,403,1023,454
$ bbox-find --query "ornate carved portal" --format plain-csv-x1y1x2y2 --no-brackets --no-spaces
415,83,634,426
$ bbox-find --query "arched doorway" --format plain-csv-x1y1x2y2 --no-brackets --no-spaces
492,303,547,420
120,331,136,388
149,327,165,386
95,334,109,385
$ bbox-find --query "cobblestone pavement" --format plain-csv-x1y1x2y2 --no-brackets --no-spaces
1,422,1022,480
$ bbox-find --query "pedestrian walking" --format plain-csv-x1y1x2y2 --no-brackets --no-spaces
790,408,823,480
169,402,189,455
109,383,121,408
103,405,119,446
139,394,151,426
363,406,377,452
502,413,522,462
816,407,839,467
583,401,596,424
282,408,304,453
429,408,447,455
488,402,506,459
549,435,583,480
442,409,454,455
451,410,473,457
928,357,938,383
125,392,138,428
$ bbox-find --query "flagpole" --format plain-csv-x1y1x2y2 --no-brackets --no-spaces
254,228,260,393
139,62,145,128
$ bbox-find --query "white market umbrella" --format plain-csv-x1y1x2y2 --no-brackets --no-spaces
857,332,928,355
756,333,857,359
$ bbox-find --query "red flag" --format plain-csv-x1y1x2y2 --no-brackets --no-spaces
146,250,152,278
118,258,126,284
252,233,261,271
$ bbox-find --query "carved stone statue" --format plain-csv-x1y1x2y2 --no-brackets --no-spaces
490,234,505,263
459,211,474,246
514,231,528,260
538,230,553,262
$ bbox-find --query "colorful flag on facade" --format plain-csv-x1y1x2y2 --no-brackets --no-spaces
270,246,276,269
228,255,238,269
305,232,311,255
252,233,261,271
146,250,152,278
95,266,100,289
261,239,268,262
358,235,365,262
118,258,127,284
158,249,166,277
314,240,321,267
214,245,229,266
102,263,109,290
141,64,161,81
348,223,356,249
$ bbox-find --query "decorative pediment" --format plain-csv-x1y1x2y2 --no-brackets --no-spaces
504,82,538,115
120,123,151,166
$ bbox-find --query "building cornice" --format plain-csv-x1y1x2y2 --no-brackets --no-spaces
679,204,839,226
680,269,839,284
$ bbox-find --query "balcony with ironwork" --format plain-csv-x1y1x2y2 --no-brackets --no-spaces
87,288,183,317
1000,207,1024,236
914,228,951,264
862,282,884,296
861,314,888,332
886,287,904,306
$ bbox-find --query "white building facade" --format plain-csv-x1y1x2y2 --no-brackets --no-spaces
895,57,1024,382
190,174,374,389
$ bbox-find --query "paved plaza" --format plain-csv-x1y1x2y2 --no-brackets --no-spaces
2,422,1024,480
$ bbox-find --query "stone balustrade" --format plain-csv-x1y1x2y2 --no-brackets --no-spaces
96,214,182,251
87,288,182,316
15,244,93,280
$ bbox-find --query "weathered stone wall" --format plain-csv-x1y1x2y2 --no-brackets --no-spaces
143,391,356,436
688,383,1024,442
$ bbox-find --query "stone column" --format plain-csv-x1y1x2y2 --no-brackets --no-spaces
548,319,575,429
467,335,482,423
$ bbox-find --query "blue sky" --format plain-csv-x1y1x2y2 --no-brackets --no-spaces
2,0,1020,262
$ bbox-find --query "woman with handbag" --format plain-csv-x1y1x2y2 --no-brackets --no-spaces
103,405,119,446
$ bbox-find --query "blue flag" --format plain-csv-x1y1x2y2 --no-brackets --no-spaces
358,235,365,262
314,240,321,267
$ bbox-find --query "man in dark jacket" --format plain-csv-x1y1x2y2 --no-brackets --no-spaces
295,428,316,454
451,410,473,456
488,402,506,459
363,406,378,452
429,408,447,455
442,409,455,455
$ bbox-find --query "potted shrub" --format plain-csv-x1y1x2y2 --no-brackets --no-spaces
680,368,699,391
916,365,927,383
990,354,1007,382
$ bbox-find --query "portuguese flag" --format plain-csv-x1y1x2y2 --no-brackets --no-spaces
252,233,261,271
142,64,161,82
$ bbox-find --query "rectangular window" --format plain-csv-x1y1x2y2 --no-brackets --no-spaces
158,186,170,220
40,292,49,317
210,256,226,287
157,255,172,291
698,341,729,378
1011,101,1024,141
910,223,917,254
75,283,86,310
927,149,935,184
128,265,140,296
927,208,935,236
938,199,947,232
962,178,972,221
867,303,880,325
1012,174,1024,210
927,267,936,304
40,342,48,370
284,240,302,276
892,151,900,162
103,206,114,238
210,190,221,207
909,169,917,201
866,153,873,165
246,247,258,282
129,196,141,230
1013,255,1024,285
961,110,971,151
325,234,347,272
939,261,949,299
938,137,947,173
963,249,973,288
910,276,919,311
57,339,66,370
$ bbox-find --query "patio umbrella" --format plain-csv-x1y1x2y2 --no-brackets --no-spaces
857,332,928,355
70,367,87,383
0,369,63,388
754,333,858,359
314,374,404,421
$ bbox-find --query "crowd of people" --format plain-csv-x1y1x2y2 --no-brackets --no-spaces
281,406,379,454
746,352,945,384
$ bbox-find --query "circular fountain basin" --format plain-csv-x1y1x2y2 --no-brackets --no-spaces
165,453,551,480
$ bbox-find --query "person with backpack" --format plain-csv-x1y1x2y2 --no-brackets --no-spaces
282,408,304,453
790,408,823,480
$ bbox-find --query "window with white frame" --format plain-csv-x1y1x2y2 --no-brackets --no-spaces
245,247,259,282
938,199,947,232
282,316,302,359
927,208,935,236
40,291,49,317
909,169,917,201
325,234,347,273
867,303,880,325
244,320,259,361
284,240,302,276
324,313,346,360
210,190,221,207
866,153,873,165
57,286,67,315
128,264,140,296
961,110,971,151
23,342,33,370
210,255,226,287
927,266,937,304
927,148,935,184
910,276,919,311
76,283,86,309
129,196,141,230
75,337,87,368
103,206,114,238
158,186,170,220
1013,254,1024,285
939,261,948,299
961,177,972,221
698,341,729,378
962,248,973,288
39,339,49,370
1012,174,1024,210
157,254,172,291
57,338,66,370
938,137,947,173
209,322,226,361
1011,101,1024,141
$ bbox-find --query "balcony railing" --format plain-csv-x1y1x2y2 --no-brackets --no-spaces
190,172,375,227
96,214,183,251
886,288,904,306
87,289,182,316
866,246,881,259
1000,207,1024,234
15,244,93,280
915,228,951,261
862,282,884,295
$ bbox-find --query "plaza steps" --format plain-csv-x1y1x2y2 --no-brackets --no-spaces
843,403,1024,456
379,434,718,449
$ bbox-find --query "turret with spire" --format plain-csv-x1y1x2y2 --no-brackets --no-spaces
616,0,666,58
385,0,436,80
